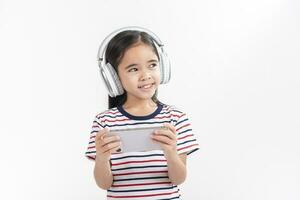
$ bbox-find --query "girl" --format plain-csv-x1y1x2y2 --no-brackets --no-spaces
85,27,199,200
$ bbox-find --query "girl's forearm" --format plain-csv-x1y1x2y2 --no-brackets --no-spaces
165,153,187,185
93,157,113,190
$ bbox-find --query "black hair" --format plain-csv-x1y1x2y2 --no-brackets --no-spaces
105,30,162,109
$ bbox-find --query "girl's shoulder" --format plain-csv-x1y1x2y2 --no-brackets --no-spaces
94,107,120,121
161,103,186,115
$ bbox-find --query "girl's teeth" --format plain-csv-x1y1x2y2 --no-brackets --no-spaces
140,84,152,89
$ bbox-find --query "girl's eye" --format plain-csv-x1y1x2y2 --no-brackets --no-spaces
128,68,138,72
149,63,157,68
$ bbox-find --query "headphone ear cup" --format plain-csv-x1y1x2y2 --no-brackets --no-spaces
100,62,124,97
159,51,171,84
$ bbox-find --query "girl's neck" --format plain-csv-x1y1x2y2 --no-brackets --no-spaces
122,99,158,116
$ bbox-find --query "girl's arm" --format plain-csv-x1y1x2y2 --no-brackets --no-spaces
94,158,113,190
151,123,188,185
93,128,121,190
164,153,187,185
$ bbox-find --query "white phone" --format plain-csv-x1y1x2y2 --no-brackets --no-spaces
109,125,166,153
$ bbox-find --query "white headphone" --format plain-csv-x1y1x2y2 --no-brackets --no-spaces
97,26,171,97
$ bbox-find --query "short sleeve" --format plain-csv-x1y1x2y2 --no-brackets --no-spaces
175,112,200,155
85,115,104,161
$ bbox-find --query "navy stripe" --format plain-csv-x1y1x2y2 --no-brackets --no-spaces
112,165,167,171
177,129,192,135
91,130,98,134
111,154,164,161
100,114,124,119
175,118,188,126
178,139,196,146
187,148,199,155
86,151,96,154
114,176,169,182
158,196,181,200
106,121,170,127
108,186,176,193
88,140,95,144
93,120,103,127
118,104,163,120
172,110,183,114
101,111,173,119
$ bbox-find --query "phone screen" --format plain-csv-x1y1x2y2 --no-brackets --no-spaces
109,125,164,153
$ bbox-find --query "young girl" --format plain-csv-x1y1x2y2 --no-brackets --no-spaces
85,27,199,200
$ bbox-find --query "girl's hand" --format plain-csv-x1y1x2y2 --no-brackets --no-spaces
95,128,121,162
151,123,177,157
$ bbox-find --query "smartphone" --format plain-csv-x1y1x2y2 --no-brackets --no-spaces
108,125,166,153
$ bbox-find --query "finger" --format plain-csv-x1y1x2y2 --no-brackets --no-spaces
152,134,174,145
103,141,121,153
163,123,177,135
95,128,109,140
95,129,110,150
102,135,120,144
154,129,176,141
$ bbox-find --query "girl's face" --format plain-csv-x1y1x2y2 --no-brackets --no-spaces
117,43,160,103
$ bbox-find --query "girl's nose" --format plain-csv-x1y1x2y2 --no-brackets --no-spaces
140,70,151,81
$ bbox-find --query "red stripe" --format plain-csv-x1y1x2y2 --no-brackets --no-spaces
102,118,129,123
114,170,168,176
178,134,193,140
174,113,185,118
154,115,171,119
112,159,166,166
107,190,178,198
176,123,190,132
89,135,96,139
178,144,198,151
97,110,119,116
178,113,186,118
112,181,171,187
87,146,95,149
154,113,185,120
86,155,95,160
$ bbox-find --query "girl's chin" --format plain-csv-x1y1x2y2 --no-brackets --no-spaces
133,90,156,100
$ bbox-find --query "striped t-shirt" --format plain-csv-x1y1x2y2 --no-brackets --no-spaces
85,103,199,200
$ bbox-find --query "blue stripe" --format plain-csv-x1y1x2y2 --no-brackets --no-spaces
114,176,168,182
187,148,199,155
91,130,99,134
111,154,164,160
158,196,181,200
172,109,183,114
100,114,124,119
86,151,96,154
178,139,196,146
88,140,95,144
112,165,167,171
99,111,174,120
93,120,103,127
175,118,188,126
177,129,192,135
106,121,170,127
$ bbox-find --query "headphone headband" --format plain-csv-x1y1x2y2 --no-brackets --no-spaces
97,26,164,65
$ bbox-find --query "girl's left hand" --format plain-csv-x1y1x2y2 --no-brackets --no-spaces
151,123,177,156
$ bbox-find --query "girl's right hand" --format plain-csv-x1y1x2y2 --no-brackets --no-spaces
95,128,121,162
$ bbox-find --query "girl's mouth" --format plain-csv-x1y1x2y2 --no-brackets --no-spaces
138,83,155,89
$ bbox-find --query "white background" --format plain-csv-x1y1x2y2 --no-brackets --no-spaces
1,0,299,199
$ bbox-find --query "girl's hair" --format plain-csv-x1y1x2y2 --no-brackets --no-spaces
105,30,162,109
